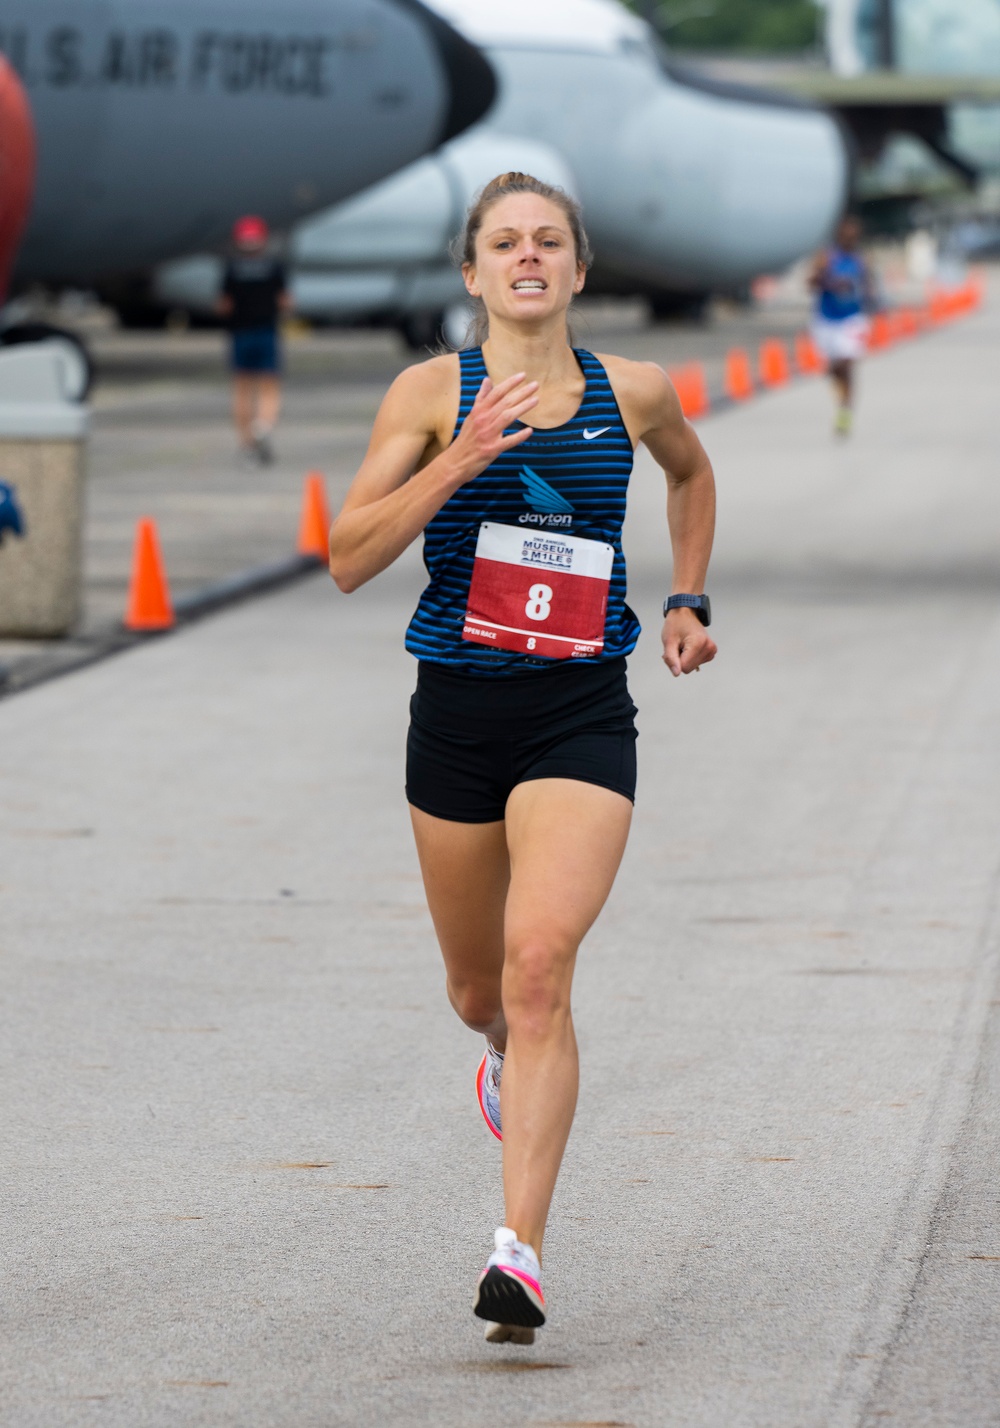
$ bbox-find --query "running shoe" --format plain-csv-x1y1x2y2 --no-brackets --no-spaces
474,1227,546,1333
476,1043,504,1141
835,406,853,437
484,1320,536,1345
253,430,275,465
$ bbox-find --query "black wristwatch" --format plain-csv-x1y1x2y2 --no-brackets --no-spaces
664,593,711,626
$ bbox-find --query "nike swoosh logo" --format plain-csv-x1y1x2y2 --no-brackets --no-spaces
582,427,610,440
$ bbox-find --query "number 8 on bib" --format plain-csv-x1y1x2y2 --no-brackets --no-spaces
463,522,614,660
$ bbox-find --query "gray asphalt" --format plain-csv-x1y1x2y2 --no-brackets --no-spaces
2,288,1000,1427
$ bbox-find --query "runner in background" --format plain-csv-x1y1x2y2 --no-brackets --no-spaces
217,217,290,465
810,215,875,438
328,172,717,1345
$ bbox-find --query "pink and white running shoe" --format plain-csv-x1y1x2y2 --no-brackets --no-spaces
476,1044,503,1141
474,1227,546,1338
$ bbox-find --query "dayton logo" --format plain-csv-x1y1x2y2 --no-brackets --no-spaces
518,467,574,528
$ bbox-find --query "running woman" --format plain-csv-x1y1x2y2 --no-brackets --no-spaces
328,173,717,1344
810,215,875,437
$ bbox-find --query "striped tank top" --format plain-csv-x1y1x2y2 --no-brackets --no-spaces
404,346,639,675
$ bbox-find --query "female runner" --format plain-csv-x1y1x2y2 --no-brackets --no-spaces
329,173,717,1344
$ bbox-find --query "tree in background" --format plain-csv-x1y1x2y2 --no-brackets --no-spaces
628,0,823,52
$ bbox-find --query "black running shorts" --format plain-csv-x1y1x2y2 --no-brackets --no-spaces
406,657,638,823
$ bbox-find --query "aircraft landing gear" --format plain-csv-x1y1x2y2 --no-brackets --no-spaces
399,302,473,353
647,290,710,324
399,309,446,352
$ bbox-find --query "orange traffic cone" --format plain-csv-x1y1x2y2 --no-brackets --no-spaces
868,312,892,349
759,339,790,387
669,363,709,419
297,471,331,559
124,518,173,631
685,362,710,418
794,333,823,374
724,348,754,401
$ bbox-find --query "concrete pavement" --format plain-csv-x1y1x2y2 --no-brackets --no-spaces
2,288,1000,1426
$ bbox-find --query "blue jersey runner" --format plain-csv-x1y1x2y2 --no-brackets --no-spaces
817,248,867,322
405,346,639,675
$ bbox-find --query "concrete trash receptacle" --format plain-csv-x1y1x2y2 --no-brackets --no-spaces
0,341,88,637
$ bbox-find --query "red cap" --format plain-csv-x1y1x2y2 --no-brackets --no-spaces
233,215,268,246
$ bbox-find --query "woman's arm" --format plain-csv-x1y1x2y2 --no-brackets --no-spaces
328,360,538,592
601,356,718,676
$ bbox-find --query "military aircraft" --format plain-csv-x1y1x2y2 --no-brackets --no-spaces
153,0,851,340
0,0,495,321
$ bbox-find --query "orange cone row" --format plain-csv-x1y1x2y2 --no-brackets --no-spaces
669,273,983,418
124,471,332,632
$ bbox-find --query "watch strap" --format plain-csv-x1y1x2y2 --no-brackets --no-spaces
664,593,711,626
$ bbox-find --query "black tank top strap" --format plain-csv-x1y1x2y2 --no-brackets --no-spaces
455,347,488,437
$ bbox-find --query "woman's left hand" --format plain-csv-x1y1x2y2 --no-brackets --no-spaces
662,608,717,677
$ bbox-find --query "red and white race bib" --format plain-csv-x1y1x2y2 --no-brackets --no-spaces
463,522,614,659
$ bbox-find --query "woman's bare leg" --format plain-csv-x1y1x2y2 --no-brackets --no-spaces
500,778,632,1258
411,779,632,1261
409,807,510,1047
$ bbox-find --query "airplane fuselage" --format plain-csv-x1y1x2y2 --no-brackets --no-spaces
262,0,851,322
0,0,494,285
433,0,848,292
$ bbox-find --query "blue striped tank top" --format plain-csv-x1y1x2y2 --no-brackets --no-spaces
405,346,639,675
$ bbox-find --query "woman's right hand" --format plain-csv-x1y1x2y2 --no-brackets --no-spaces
448,373,538,483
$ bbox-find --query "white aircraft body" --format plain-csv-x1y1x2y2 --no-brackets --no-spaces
433,0,847,295
155,0,850,334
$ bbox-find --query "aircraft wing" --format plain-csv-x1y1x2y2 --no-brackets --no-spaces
765,71,1000,107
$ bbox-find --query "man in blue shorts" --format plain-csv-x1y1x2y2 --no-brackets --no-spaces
218,216,290,465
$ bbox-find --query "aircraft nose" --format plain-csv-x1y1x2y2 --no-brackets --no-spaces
398,0,497,143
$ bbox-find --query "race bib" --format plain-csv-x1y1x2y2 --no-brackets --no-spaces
463,522,614,660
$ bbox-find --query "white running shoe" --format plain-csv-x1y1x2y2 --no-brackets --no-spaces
473,1227,546,1334
484,1320,535,1345
476,1043,504,1141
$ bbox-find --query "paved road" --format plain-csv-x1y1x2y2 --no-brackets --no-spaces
2,291,999,1427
